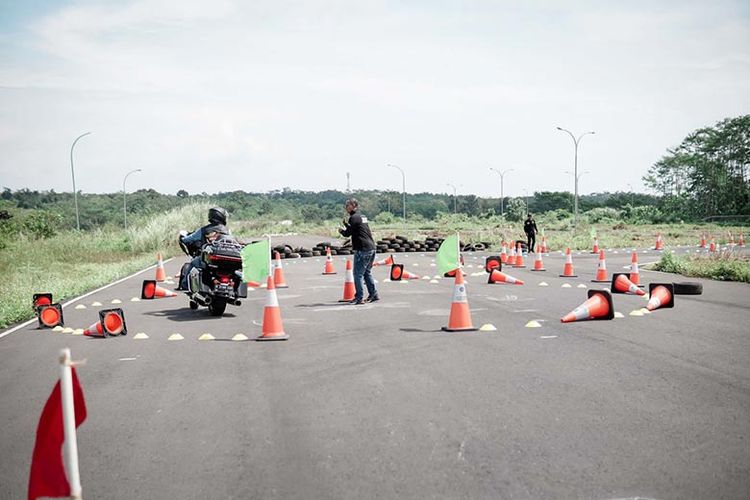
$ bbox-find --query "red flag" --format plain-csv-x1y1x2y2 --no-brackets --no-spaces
28,367,87,500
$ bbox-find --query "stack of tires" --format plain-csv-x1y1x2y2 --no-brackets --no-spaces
312,240,354,256
271,244,314,259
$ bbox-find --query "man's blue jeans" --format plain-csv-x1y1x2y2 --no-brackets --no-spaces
181,255,203,290
353,249,377,301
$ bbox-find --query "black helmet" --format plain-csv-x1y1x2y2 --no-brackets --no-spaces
208,207,228,225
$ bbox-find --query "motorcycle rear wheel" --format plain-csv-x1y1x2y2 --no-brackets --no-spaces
208,298,227,316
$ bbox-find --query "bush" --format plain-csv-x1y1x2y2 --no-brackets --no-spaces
624,205,664,224
585,207,622,223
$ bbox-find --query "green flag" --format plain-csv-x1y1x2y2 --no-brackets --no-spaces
241,238,270,284
437,233,460,275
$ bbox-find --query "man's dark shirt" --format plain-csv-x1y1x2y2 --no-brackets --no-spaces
339,211,375,251
524,219,538,235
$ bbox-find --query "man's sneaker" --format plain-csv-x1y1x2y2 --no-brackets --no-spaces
349,299,365,305
365,295,380,303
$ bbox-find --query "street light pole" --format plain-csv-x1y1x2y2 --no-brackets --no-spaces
556,127,595,227
447,183,457,213
489,167,514,216
123,168,142,229
70,132,92,231
387,164,406,223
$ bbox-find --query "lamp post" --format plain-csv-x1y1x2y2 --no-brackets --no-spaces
123,168,142,229
489,167,513,216
627,183,634,207
556,127,595,227
523,189,530,214
70,132,92,231
387,164,406,223
447,183,457,213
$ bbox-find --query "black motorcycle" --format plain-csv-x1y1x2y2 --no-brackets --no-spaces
178,231,247,316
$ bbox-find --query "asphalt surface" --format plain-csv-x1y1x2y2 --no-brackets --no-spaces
1,245,749,500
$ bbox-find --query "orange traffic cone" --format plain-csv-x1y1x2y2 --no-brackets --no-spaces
83,320,105,338
500,242,508,264
155,252,166,282
740,234,746,247
488,269,524,285
709,238,716,252
531,250,545,271
373,254,394,267
256,276,289,341
273,251,289,288
592,250,609,282
514,243,526,268
540,236,548,253
33,293,53,310
561,290,615,323
442,271,477,331
699,235,706,248
99,308,127,336
507,245,517,266
654,233,664,250
610,273,646,296
485,256,501,273
591,238,600,254
37,303,64,328
559,248,577,277
141,280,178,299
338,260,356,302
729,234,736,247
322,247,337,275
390,264,419,280
629,251,642,286
647,283,674,311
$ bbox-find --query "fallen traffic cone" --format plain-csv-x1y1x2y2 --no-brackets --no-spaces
500,242,508,264
373,254,394,267
273,251,289,288
338,260,356,302
441,271,477,331
591,238,600,254
561,290,615,323
592,250,609,282
654,233,664,250
322,247,337,275
507,245,517,266
155,252,166,282
32,293,53,310
559,248,577,277
531,250,545,271
610,273,646,296
485,256,501,273
514,243,526,268
488,269,524,285
629,251,642,286
647,283,674,311
37,303,64,328
699,235,706,248
390,264,419,280
83,320,105,338
141,280,178,299
99,308,127,336
256,276,289,341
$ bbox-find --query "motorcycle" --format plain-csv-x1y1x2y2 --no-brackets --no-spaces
178,231,248,316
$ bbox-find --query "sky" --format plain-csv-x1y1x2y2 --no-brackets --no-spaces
0,0,748,198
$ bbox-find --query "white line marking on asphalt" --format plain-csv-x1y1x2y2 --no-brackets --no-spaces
118,357,137,361
540,336,557,339
0,258,174,341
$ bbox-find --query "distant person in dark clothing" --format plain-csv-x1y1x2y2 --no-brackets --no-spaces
339,198,378,305
524,213,538,252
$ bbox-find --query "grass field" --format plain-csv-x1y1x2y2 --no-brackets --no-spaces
2,208,747,329
653,250,750,282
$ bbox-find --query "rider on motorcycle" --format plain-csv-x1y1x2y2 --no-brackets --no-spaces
179,207,233,290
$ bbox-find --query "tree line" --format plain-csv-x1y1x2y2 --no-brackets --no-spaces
1,114,747,235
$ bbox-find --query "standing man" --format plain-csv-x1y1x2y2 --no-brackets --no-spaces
339,198,379,304
524,213,538,253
